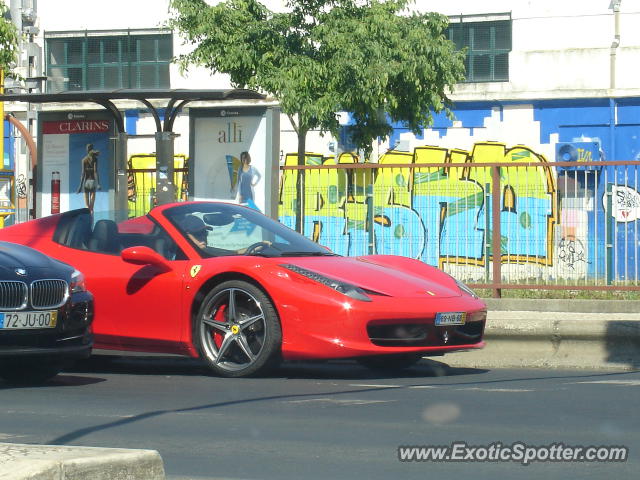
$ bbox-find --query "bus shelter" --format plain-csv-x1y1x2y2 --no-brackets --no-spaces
0,89,280,219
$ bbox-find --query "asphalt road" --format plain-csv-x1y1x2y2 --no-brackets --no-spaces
0,355,638,480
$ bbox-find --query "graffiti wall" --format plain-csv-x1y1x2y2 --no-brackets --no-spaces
279,143,560,282
280,98,640,284
280,98,640,283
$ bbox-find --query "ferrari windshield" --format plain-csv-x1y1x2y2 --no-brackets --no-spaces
163,202,335,258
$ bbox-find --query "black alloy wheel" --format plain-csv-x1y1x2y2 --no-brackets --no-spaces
195,280,281,377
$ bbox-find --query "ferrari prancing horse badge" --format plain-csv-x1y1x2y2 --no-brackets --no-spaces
190,265,202,278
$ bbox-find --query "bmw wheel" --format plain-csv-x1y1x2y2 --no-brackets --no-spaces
195,280,282,377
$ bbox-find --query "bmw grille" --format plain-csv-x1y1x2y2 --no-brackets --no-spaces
30,280,69,309
0,281,28,310
0,280,68,310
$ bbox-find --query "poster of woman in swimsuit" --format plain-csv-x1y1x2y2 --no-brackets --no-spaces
39,114,111,216
76,143,102,213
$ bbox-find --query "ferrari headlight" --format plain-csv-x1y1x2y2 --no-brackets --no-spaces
455,278,478,298
281,264,372,302
70,269,87,293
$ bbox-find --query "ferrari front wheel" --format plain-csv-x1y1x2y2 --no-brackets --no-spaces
195,280,282,378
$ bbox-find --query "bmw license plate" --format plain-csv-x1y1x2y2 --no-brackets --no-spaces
0,311,58,330
435,312,466,326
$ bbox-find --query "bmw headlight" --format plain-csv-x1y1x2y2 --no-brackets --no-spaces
455,278,478,298
70,269,87,293
281,264,372,302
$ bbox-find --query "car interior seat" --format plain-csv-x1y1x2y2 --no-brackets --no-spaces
152,237,166,257
88,219,121,254
68,213,93,249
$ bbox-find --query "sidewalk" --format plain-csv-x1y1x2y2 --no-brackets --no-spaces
444,299,640,371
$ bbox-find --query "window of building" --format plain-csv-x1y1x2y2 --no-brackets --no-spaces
45,29,172,92
446,14,512,83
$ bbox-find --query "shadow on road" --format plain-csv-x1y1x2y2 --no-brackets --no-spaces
66,354,489,380
606,320,640,370
277,359,486,380
0,374,106,390
45,381,443,446
69,354,209,377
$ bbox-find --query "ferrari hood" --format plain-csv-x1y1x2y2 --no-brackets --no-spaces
279,256,461,299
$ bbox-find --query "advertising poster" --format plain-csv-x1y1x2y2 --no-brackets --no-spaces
192,109,267,212
40,115,112,216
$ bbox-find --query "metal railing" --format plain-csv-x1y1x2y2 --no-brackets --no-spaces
126,167,189,218
279,153,640,297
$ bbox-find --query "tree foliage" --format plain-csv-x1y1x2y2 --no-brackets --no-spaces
0,1,20,77
168,0,465,159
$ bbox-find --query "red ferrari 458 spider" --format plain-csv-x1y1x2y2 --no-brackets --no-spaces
0,201,486,377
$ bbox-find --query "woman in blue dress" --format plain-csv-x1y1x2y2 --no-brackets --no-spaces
233,151,261,209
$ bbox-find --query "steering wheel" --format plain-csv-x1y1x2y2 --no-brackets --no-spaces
243,241,271,255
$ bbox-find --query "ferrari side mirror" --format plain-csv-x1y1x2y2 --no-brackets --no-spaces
121,246,171,271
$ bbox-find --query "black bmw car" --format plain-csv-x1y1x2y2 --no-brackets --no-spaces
0,241,94,385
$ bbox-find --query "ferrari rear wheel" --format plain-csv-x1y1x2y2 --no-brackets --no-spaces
195,280,281,378
357,353,424,371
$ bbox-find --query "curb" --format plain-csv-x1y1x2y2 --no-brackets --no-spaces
0,443,165,480
444,310,640,371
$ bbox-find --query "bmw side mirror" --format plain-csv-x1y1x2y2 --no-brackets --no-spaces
121,246,170,271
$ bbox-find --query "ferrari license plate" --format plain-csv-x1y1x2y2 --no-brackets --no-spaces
435,312,466,326
0,311,58,330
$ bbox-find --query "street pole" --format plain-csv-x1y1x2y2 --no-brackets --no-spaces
113,131,128,220
154,131,176,205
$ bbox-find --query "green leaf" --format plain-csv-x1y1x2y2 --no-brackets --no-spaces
0,1,20,76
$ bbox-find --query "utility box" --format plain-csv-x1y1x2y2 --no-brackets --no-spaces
555,141,602,171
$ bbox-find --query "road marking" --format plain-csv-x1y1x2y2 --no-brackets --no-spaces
455,387,533,392
574,379,640,386
286,398,395,406
348,383,403,388
2,411,135,419
169,477,250,480
0,433,28,440
408,386,441,389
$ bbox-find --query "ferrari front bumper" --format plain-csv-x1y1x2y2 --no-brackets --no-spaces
278,292,487,361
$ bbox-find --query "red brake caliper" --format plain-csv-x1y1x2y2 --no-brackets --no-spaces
211,304,228,348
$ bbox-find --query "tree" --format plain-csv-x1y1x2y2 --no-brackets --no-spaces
168,0,465,161
0,1,20,78
169,0,465,229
